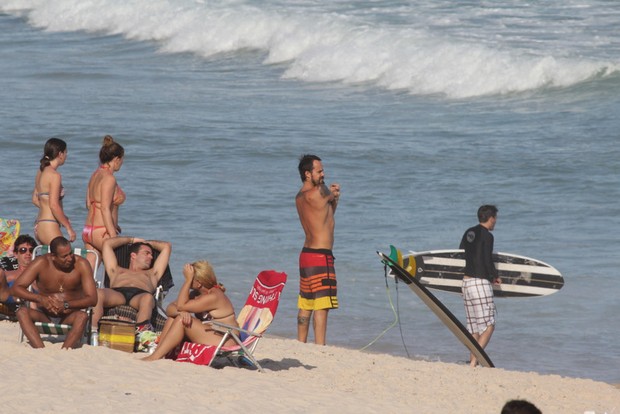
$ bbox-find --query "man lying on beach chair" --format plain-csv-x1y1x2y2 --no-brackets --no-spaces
92,236,171,346
100,241,173,333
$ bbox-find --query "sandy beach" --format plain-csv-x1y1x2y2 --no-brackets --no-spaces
1,321,617,413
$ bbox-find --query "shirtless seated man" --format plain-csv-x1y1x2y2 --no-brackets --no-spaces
92,236,171,334
11,236,97,349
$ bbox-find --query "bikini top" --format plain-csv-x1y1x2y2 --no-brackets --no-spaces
90,166,126,207
37,186,65,200
111,185,126,206
197,310,235,322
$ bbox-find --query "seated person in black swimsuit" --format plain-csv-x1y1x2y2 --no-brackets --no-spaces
143,260,238,361
91,236,171,335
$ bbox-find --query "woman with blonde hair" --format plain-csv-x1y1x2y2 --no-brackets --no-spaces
32,138,76,244
82,135,125,270
143,260,239,361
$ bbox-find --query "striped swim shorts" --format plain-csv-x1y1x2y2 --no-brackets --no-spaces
462,277,496,335
298,247,338,311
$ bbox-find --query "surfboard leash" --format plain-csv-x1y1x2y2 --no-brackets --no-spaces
360,262,411,359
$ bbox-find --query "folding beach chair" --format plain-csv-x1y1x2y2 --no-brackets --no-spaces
102,244,173,331
18,245,100,344
175,270,287,372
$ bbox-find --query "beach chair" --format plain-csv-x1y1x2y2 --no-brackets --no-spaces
102,244,173,332
175,270,287,372
18,245,100,344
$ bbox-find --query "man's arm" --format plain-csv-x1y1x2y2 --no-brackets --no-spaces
11,257,44,303
314,184,334,208
99,174,119,238
329,183,340,214
65,258,98,310
102,236,133,280
147,240,172,282
32,172,41,207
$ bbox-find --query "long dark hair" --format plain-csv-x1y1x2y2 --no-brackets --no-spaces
39,137,67,171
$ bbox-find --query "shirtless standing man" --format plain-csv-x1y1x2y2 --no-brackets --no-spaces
92,236,171,334
295,154,340,345
11,236,97,349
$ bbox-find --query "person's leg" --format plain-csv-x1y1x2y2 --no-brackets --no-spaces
91,288,125,329
310,250,337,345
82,240,100,273
469,333,480,366
84,226,110,271
464,278,496,367
16,307,51,348
143,316,185,360
477,324,495,349
185,320,230,346
129,292,155,327
312,309,329,345
158,316,175,338
60,310,89,349
298,248,317,343
468,324,495,366
297,309,312,343
463,279,480,366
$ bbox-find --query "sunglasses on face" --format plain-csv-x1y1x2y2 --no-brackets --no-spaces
18,247,35,254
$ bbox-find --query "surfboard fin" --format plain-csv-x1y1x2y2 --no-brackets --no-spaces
388,245,404,267
404,255,416,275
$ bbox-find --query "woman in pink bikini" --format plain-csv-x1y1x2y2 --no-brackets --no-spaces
82,135,125,270
32,138,76,245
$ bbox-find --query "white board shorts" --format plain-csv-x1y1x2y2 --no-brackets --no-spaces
462,278,496,335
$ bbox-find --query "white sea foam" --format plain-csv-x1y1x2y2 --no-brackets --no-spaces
2,0,619,98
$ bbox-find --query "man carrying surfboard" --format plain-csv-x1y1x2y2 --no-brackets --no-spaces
459,204,501,367
295,154,340,345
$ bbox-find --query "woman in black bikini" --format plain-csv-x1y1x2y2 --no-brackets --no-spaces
143,261,239,361
32,138,76,244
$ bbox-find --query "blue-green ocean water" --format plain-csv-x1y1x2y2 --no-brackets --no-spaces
1,0,619,383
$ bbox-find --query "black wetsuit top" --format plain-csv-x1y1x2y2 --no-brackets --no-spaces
459,224,497,281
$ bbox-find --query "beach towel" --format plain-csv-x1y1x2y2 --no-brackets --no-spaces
0,218,20,257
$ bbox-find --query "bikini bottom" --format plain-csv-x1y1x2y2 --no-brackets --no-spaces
82,224,107,245
34,219,60,241
112,287,151,304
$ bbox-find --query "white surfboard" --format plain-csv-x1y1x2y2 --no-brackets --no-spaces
378,250,494,368
400,249,564,298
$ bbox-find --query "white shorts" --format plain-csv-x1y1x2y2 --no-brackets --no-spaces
462,278,496,335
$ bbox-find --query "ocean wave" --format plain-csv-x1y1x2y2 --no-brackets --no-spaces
2,0,618,98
